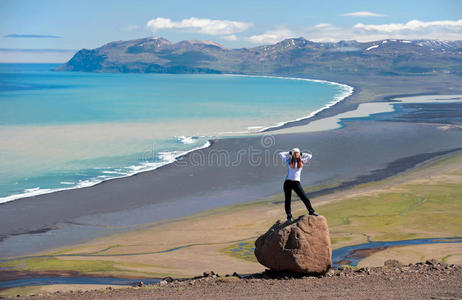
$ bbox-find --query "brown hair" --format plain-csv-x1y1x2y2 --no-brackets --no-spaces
290,155,302,169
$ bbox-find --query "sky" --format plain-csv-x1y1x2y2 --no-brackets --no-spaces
0,0,461,62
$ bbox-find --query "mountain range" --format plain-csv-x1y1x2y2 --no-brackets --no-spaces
54,37,462,76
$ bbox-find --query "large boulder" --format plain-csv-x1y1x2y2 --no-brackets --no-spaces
254,215,332,274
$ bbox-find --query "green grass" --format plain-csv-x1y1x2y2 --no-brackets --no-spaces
301,181,342,194
220,242,257,263
330,236,353,244
314,181,462,244
0,257,181,278
47,244,125,256
0,285,43,298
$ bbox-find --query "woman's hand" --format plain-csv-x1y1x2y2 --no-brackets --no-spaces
301,152,313,164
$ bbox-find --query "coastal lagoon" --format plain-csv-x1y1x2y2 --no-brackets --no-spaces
0,63,351,203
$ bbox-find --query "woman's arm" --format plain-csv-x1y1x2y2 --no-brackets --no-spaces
279,151,290,161
301,152,313,164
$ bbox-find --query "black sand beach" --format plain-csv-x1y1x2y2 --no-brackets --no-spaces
2,120,462,257
1,74,462,258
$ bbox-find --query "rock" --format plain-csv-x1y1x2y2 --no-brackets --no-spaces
203,271,216,277
159,280,168,286
162,276,174,282
425,258,440,266
384,259,402,268
232,272,241,278
254,215,332,274
137,281,144,287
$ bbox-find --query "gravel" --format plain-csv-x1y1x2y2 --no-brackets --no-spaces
12,260,462,299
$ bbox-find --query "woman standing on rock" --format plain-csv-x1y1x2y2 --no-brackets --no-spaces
279,148,318,222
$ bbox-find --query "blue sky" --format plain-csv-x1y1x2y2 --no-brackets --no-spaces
0,0,461,62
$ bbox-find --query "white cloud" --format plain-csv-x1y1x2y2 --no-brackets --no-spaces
247,28,297,44
354,19,462,32
146,17,252,35
245,18,462,44
342,11,385,17
221,34,239,41
147,17,175,30
314,23,333,28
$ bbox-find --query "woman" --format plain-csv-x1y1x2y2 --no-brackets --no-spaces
279,147,318,222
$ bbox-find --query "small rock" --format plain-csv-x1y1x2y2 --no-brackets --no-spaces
162,276,174,282
384,259,402,268
425,259,439,266
137,281,144,287
159,280,168,286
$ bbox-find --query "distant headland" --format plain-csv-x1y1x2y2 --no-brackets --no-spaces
54,37,462,76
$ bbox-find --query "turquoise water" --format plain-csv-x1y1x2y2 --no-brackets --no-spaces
0,63,352,203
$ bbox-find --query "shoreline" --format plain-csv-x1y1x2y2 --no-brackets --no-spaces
0,73,354,205
1,74,462,258
220,73,354,134
0,139,214,205
2,71,458,207
266,94,462,134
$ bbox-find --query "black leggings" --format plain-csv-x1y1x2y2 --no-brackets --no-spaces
283,179,314,218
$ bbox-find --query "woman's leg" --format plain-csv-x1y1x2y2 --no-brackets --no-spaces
293,181,315,214
283,180,293,219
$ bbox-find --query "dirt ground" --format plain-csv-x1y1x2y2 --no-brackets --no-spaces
9,260,462,300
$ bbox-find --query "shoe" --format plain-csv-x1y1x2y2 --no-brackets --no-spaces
309,211,319,216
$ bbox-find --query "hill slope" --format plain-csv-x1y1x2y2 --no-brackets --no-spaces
54,37,462,76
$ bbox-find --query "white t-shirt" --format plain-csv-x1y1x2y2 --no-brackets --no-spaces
279,151,313,181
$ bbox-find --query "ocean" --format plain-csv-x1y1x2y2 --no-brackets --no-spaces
0,63,352,203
